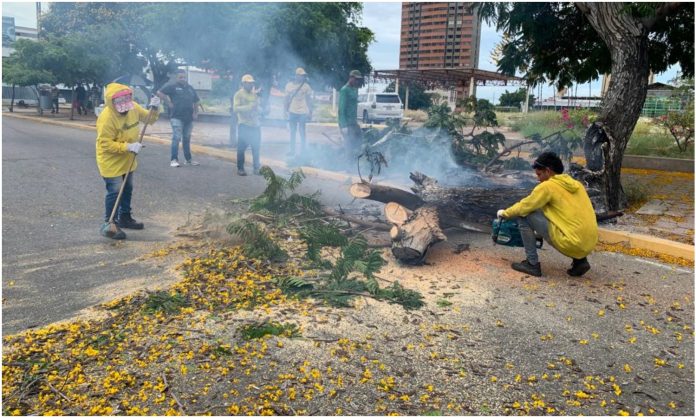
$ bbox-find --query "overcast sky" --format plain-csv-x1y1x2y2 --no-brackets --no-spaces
3,1,678,103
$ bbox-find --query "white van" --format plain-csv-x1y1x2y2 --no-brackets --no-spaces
357,92,404,124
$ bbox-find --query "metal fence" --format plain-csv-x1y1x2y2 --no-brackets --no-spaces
2,85,39,105
640,90,690,117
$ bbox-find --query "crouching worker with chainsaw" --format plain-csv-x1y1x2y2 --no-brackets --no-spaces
496,151,598,277
97,83,160,240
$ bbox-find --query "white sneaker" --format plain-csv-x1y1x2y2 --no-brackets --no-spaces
170,160,180,167
184,160,200,166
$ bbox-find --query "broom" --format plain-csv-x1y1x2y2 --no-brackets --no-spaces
101,106,157,239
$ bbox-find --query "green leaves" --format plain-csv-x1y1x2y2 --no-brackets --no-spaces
143,291,189,315
251,167,322,216
226,220,287,262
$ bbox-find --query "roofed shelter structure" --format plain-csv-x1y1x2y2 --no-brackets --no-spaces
372,67,524,110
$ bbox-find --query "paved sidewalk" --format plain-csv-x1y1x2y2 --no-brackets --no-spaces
4,108,693,260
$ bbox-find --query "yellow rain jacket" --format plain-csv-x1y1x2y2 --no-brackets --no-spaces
502,174,598,259
95,83,159,178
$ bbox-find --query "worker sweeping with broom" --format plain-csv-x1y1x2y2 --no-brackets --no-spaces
97,83,160,240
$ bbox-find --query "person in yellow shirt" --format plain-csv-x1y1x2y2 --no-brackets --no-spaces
233,74,262,176
497,152,598,277
284,67,313,157
96,83,160,239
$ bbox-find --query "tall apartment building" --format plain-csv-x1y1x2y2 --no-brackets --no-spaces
399,2,482,101
400,2,481,70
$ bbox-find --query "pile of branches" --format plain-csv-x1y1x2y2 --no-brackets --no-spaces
357,97,582,180
227,166,424,310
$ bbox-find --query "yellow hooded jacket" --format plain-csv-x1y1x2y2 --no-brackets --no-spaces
95,83,159,178
502,174,598,259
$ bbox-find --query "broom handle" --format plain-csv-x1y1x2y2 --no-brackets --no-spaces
107,107,157,224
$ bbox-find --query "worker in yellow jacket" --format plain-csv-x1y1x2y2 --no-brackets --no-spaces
498,151,598,277
233,74,262,176
96,83,160,239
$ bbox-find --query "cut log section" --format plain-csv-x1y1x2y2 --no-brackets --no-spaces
388,205,447,264
352,172,532,264
384,202,411,226
350,182,425,210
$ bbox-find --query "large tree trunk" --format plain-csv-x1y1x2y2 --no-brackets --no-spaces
576,3,651,211
351,172,531,263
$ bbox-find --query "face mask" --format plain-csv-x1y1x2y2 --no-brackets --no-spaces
112,91,134,113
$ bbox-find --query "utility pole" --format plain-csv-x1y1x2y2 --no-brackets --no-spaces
36,2,41,38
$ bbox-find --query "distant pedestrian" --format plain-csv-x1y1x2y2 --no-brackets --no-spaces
75,83,87,115
284,67,313,157
90,84,102,108
157,69,201,167
50,85,60,114
233,74,262,176
96,83,160,240
338,69,364,162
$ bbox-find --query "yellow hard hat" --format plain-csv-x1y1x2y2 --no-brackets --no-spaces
295,67,307,76
241,74,255,83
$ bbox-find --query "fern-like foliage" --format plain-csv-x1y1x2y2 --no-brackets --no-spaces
227,220,287,262
250,166,322,215
299,222,348,262
329,236,386,282
273,276,313,293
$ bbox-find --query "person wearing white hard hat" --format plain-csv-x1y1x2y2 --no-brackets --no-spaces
284,67,314,157
233,74,262,176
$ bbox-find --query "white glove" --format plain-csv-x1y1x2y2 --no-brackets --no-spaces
127,142,143,154
496,209,506,219
148,96,161,109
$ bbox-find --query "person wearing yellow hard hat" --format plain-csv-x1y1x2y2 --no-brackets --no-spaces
284,67,314,158
233,74,262,176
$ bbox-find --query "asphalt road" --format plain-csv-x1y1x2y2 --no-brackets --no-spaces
1,117,352,334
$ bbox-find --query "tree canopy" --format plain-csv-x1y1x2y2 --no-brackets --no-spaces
498,88,535,108
478,2,694,211
384,81,433,111
39,2,374,90
479,2,694,88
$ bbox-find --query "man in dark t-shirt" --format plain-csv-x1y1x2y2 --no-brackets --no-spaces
157,69,201,167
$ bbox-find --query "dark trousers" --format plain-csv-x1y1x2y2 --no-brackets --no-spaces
288,112,308,153
103,173,134,222
237,124,261,170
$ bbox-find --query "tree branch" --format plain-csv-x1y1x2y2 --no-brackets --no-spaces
641,2,682,30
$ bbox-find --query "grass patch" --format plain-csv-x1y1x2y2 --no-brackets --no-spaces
499,112,693,159
626,118,694,158
504,110,586,140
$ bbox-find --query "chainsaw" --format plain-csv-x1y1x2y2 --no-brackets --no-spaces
492,217,543,248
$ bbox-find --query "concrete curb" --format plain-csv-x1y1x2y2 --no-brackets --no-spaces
5,112,694,264
598,229,694,261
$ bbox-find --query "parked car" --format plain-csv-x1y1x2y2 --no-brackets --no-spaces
357,92,404,124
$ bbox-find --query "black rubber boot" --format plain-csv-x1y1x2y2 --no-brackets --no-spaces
511,259,542,277
567,257,591,277
116,213,144,230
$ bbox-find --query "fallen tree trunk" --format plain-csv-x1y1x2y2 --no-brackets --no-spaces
352,172,531,263
350,182,424,210
353,172,624,264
